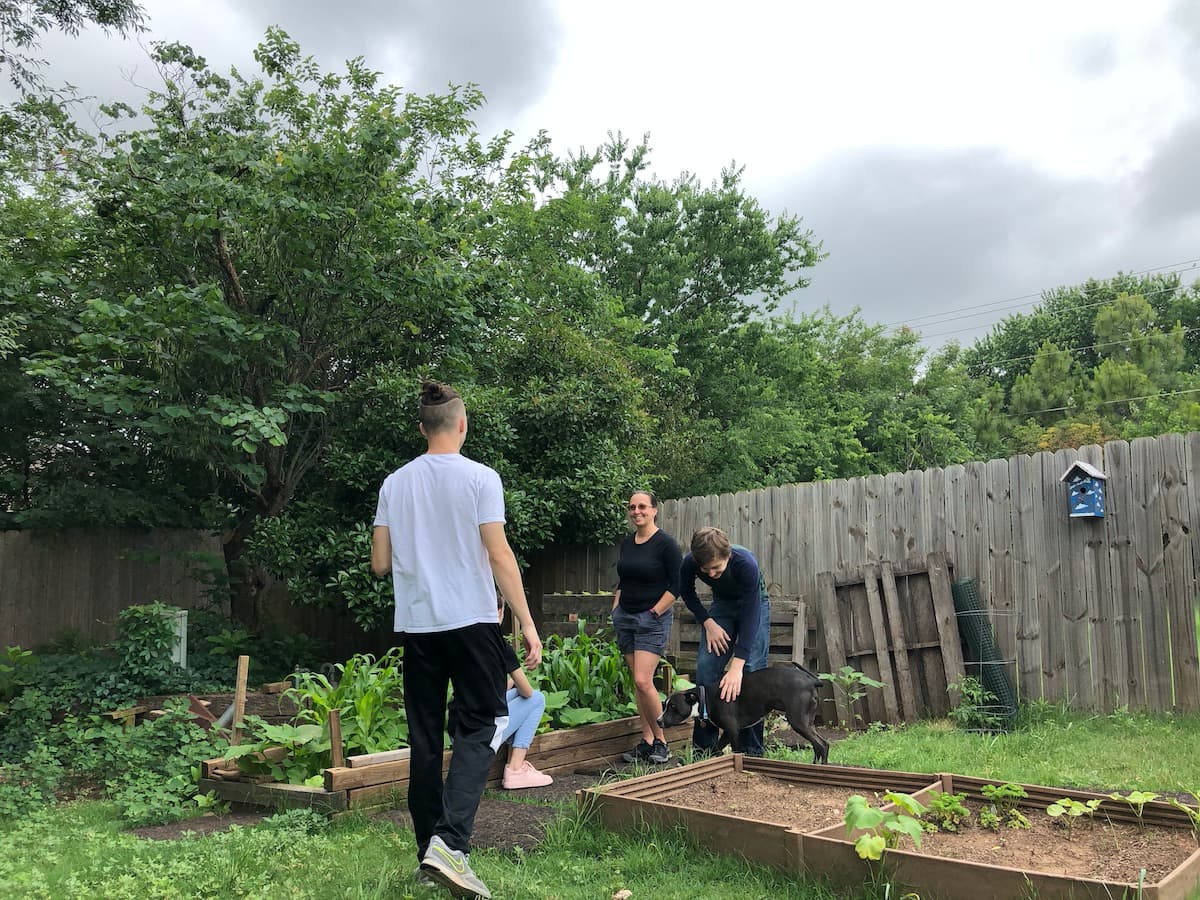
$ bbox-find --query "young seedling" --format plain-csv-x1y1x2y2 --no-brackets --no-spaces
980,782,1031,830
1167,789,1200,845
922,790,970,833
1046,797,1103,840
819,666,886,728
1108,790,1160,830
844,791,927,861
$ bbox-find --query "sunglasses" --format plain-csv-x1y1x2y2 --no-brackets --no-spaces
627,503,652,511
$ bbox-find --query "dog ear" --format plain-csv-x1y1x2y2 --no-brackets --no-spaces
684,689,699,704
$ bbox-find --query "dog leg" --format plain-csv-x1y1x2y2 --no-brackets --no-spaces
785,709,830,765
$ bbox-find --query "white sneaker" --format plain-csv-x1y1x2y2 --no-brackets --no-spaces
420,834,492,899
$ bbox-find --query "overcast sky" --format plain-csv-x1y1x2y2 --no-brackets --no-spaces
18,0,1200,347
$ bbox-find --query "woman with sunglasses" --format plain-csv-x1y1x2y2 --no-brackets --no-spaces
611,491,682,764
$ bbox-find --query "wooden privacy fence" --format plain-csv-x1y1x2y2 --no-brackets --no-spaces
528,433,1200,715
0,529,222,648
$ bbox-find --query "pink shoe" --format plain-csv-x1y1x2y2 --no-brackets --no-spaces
503,761,553,789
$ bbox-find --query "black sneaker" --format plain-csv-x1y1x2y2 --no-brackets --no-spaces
621,740,653,763
648,739,670,764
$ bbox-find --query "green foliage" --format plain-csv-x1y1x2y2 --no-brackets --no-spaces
0,646,35,712
843,792,927,860
112,602,182,694
980,782,1032,830
1046,796,1103,840
288,648,407,756
530,622,637,729
0,702,226,825
1107,789,1160,828
1167,791,1200,844
922,790,970,833
819,665,885,727
947,675,1005,731
223,718,328,786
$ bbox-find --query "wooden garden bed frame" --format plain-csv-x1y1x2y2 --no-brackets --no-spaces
578,756,1200,900
199,715,691,814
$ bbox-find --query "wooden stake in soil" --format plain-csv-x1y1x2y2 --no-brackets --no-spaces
328,709,344,768
231,654,249,744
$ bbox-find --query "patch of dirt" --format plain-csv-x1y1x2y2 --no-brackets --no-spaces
648,772,1199,885
916,802,1197,885
370,772,598,853
655,771,860,831
131,810,266,840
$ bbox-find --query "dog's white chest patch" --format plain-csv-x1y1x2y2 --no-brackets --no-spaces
690,702,700,720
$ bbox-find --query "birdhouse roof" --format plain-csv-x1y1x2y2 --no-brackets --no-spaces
1059,460,1107,482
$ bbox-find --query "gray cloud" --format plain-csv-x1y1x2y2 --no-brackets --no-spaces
234,0,564,120
767,148,1198,347
3,0,563,131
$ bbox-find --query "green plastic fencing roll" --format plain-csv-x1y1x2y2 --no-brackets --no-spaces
951,577,1018,724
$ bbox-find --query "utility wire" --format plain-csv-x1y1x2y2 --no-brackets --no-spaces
882,257,1200,336
914,274,1200,340
966,326,1200,372
1022,387,1200,417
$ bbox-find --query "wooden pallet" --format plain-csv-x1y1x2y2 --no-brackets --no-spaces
816,551,965,726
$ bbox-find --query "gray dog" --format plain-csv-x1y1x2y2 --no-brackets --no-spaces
658,662,829,764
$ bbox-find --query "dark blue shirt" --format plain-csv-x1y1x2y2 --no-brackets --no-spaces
680,545,767,660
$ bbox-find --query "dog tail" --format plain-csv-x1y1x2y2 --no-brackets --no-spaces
790,661,820,680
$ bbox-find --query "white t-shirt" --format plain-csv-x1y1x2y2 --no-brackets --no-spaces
373,453,506,633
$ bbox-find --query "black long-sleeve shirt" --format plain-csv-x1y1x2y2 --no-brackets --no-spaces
680,546,767,661
615,530,682,613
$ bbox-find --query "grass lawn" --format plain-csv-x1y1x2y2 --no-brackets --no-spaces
3,704,1200,899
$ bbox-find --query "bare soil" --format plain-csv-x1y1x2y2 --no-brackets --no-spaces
649,771,1200,884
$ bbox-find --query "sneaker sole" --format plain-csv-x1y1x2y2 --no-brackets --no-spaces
419,864,491,899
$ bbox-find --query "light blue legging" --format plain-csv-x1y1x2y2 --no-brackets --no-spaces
500,687,546,750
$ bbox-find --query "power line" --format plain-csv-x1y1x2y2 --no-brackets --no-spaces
966,325,1200,372
1023,387,1200,417
881,256,1200,335
913,272,1200,341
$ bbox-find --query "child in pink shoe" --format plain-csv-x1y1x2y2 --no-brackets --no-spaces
497,601,552,789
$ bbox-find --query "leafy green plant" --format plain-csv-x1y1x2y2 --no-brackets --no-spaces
0,646,35,713
531,621,637,729
223,717,328,786
287,648,407,755
922,790,970,833
1167,790,1200,845
978,804,1001,831
1108,790,1160,829
844,791,927,860
947,675,1005,731
819,666,885,728
1046,797,1103,840
980,782,1031,830
111,602,185,694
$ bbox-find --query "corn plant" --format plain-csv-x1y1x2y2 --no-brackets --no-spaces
287,648,407,755
529,621,637,728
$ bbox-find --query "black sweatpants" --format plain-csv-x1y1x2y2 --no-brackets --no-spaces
402,622,509,858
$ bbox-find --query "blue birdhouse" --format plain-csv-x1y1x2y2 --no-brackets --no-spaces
1059,460,1106,519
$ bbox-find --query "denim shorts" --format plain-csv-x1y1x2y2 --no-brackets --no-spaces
611,605,673,656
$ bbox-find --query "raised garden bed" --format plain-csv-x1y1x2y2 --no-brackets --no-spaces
578,757,1200,900
200,715,690,814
